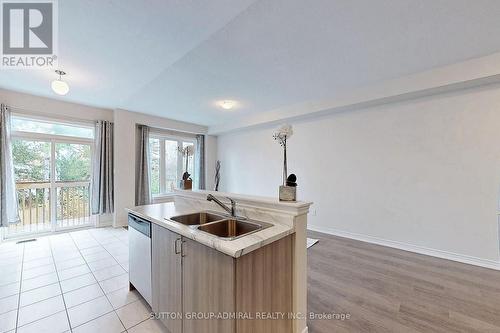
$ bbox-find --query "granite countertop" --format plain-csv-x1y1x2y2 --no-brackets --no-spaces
126,202,295,258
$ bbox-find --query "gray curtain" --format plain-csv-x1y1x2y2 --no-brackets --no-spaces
135,125,151,205
195,134,205,190
92,120,114,214
0,104,19,226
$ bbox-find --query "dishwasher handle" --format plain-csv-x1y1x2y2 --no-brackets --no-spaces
128,214,151,238
174,237,182,254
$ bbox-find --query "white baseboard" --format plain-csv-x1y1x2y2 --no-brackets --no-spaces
113,220,128,228
97,214,113,228
97,221,113,228
308,225,500,271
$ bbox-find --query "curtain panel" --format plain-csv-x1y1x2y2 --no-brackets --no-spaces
0,104,20,226
135,124,151,205
92,120,114,215
195,134,205,190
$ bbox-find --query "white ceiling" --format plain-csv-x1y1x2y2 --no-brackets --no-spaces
2,0,500,127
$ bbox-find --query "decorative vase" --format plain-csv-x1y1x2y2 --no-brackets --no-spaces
180,179,192,190
274,125,297,201
279,185,296,201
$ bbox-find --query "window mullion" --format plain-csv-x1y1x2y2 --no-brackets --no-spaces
50,140,56,231
159,139,166,194
177,140,183,187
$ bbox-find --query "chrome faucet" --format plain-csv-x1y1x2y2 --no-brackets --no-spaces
207,194,236,217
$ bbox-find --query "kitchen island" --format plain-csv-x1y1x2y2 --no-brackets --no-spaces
127,189,312,333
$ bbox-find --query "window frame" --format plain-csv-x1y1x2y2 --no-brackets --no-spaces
11,114,95,140
149,132,196,197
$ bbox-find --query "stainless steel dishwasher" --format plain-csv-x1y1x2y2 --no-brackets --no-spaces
128,214,152,306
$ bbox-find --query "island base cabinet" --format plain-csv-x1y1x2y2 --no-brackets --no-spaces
152,223,293,333
152,224,183,333
235,234,293,333
182,238,235,333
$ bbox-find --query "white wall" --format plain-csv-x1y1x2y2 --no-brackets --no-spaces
217,83,500,263
0,88,113,122
113,109,209,226
205,135,218,191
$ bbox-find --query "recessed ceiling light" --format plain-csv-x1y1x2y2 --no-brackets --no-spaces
220,100,235,110
51,70,69,95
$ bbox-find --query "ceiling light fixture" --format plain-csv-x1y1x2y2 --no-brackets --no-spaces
220,100,234,110
51,70,69,95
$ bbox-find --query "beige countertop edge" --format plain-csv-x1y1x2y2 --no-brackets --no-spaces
125,205,295,258
174,189,313,211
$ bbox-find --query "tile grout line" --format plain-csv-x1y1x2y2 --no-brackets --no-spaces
12,260,130,311
91,230,129,272
68,230,128,331
14,243,60,327
14,242,25,333
16,309,68,331
12,237,89,329
93,230,152,333
0,282,21,301
91,238,129,278
14,247,122,294
48,236,74,333
85,230,133,331
17,265,57,282
0,229,132,332
15,282,128,330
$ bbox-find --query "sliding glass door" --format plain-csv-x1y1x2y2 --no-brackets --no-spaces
55,142,92,229
8,136,94,237
12,139,52,234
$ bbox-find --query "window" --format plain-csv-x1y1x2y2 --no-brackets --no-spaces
9,115,95,237
12,116,94,138
165,140,179,192
149,135,196,196
55,143,91,181
12,140,51,182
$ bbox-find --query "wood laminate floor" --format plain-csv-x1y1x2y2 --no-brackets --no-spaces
307,230,500,333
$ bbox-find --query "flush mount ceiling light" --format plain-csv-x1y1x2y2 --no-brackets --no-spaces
220,100,235,110
51,70,69,95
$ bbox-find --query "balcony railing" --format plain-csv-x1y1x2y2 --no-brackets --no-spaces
56,181,92,228
7,181,93,236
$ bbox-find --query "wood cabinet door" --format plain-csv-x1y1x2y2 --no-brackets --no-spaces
152,224,182,333
235,235,293,333
182,238,235,333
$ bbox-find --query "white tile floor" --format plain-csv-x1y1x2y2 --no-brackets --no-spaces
0,227,167,333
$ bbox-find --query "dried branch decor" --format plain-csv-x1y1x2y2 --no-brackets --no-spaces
273,124,293,186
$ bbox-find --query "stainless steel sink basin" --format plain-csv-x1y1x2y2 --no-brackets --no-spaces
197,219,265,240
169,212,225,226
169,211,271,240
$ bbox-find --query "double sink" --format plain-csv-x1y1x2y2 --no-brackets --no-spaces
168,211,271,240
